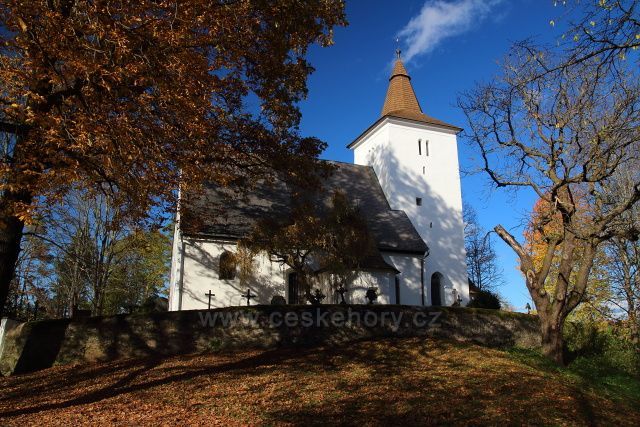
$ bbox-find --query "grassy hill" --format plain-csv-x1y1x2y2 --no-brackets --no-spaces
0,337,638,425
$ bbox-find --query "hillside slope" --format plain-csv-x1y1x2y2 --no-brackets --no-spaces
0,337,638,425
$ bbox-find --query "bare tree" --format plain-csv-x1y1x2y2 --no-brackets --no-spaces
601,170,640,350
458,6,640,362
31,188,131,316
463,203,503,291
605,236,640,349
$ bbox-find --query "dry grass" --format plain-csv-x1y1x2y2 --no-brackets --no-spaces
0,337,638,426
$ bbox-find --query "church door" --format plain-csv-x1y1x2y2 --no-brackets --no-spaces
288,272,299,304
431,273,442,306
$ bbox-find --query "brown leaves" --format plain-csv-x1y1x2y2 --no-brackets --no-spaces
0,0,346,224
0,338,637,425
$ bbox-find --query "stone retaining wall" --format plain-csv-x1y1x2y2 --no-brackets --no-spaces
0,305,540,376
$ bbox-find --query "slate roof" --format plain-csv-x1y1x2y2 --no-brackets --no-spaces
180,161,428,259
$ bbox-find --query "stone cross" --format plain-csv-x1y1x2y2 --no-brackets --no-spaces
205,290,215,310
241,288,256,306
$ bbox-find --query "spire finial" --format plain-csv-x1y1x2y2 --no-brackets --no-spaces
395,37,401,59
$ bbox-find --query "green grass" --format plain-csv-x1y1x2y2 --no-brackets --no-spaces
507,347,640,406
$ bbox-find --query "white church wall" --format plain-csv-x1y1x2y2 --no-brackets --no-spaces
171,239,287,310
169,234,424,309
383,252,423,305
350,270,395,304
352,118,469,305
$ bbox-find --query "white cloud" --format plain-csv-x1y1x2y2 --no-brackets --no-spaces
397,0,505,63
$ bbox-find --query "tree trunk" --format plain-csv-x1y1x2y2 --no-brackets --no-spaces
540,315,566,365
0,211,26,318
629,309,640,352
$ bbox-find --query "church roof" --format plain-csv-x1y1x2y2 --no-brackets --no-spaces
381,59,423,115
180,161,428,257
347,56,461,149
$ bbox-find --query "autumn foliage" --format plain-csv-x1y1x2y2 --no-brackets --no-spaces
241,190,372,300
0,0,347,315
524,197,612,320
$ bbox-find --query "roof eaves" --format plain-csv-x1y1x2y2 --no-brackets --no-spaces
385,113,463,133
347,116,388,149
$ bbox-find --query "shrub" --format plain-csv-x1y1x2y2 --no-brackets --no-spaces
270,296,286,305
564,321,640,377
467,290,501,310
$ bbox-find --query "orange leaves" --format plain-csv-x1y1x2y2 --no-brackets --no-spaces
0,338,637,425
1,0,346,225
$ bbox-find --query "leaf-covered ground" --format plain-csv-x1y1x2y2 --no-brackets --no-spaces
0,337,638,426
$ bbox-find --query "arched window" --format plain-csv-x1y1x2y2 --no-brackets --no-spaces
219,251,236,280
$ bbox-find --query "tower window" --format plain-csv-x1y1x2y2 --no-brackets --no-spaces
425,140,429,156
422,166,425,174
416,197,422,206
418,139,422,155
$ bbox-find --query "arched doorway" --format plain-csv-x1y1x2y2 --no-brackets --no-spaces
431,272,443,306
288,272,299,304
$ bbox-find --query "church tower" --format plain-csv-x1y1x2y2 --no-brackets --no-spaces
348,53,469,305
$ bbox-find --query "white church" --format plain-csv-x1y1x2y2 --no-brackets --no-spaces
168,54,469,310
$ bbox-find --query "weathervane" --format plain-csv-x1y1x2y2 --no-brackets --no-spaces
395,37,401,59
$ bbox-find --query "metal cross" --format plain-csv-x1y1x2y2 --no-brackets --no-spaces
241,288,256,306
205,290,215,310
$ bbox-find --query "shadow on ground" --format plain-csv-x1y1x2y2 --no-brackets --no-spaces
0,337,637,426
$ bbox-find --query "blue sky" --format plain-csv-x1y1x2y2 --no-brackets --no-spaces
296,0,569,311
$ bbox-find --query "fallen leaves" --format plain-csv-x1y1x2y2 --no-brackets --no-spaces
0,338,637,426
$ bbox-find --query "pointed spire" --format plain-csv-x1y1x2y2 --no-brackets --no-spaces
381,52,423,117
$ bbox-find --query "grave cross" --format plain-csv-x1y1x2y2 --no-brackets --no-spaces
241,288,256,306
205,290,216,310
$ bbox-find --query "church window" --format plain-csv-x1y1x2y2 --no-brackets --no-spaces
219,251,236,280
422,166,425,174
425,140,429,156
416,197,422,206
418,139,422,155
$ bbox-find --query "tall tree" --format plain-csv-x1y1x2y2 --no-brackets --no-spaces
242,190,371,302
0,0,346,316
458,1,640,363
463,203,503,291
4,225,51,320
605,236,640,349
601,170,640,350
34,188,129,316
104,228,170,314
524,197,613,323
